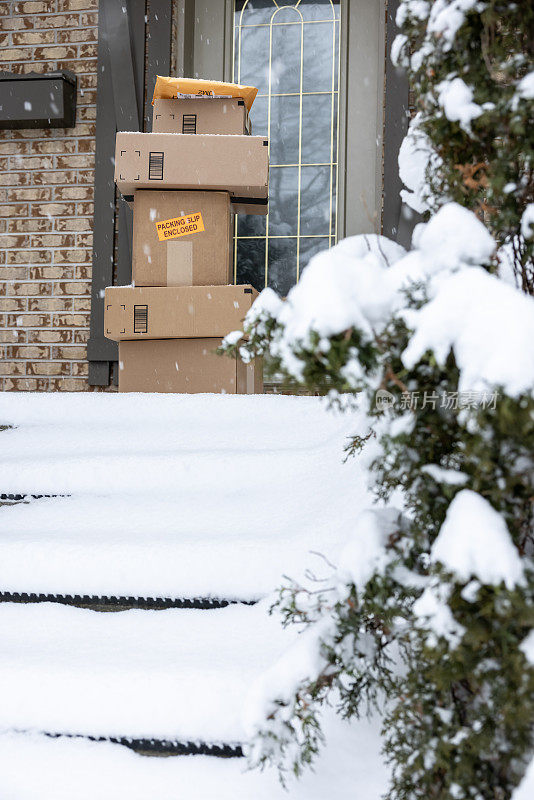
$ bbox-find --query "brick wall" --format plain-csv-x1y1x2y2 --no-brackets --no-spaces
0,0,104,392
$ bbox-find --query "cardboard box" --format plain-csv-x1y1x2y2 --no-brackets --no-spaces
132,190,232,287
125,191,267,218
152,98,251,135
119,338,263,394
104,284,258,342
115,132,268,208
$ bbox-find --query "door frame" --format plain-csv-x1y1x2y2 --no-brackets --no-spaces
177,0,393,241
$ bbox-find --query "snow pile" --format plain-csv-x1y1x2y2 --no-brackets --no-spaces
413,580,465,647
426,0,478,48
243,509,400,753
521,204,534,240
430,490,524,588
512,757,534,800
516,71,534,101
436,77,482,131
520,630,534,666
337,508,402,590
402,266,534,396
233,203,534,398
398,113,437,213
0,716,387,800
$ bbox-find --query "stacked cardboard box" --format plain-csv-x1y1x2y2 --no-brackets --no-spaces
104,79,268,394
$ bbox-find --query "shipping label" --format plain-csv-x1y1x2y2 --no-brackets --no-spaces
155,212,205,242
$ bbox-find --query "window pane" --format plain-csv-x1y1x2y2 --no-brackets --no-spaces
298,236,330,277
235,237,265,290
299,165,333,236
268,166,298,236
269,94,300,166
233,0,341,293
268,238,297,296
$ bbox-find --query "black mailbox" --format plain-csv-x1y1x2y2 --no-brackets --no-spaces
0,70,77,130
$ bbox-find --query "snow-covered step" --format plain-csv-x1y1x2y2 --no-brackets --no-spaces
0,394,366,497
0,713,388,800
0,601,295,745
0,492,357,601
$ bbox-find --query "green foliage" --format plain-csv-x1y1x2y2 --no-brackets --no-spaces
395,0,534,291
223,3,534,795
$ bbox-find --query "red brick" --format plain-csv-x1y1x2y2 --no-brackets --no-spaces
4,377,49,391
29,297,72,312
0,172,30,187
54,281,91,296
74,264,91,279
0,235,30,248
57,28,97,43
73,329,89,344
7,250,52,265
32,202,77,217
32,233,76,247
7,282,52,296
56,218,92,232
0,203,29,218
71,361,88,376
29,266,74,280
0,330,26,343
27,360,71,376
10,155,54,170
27,329,72,344
31,14,81,29
57,0,97,11
0,361,27,376
52,313,89,327
73,297,90,312
0,142,31,156
7,345,50,359
53,186,93,201
50,377,87,391
33,170,77,185
30,140,77,155
7,313,50,327
13,2,51,12
8,219,53,232
0,298,26,312
51,345,86,359
0,267,29,281
12,30,55,45
8,187,52,201
0,17,33,31
56,154,93,169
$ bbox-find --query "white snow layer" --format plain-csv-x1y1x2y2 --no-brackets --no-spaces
520,630,534,666
241,204,534,398
427,0,478,48
430,490,524,588
0,395,374,599
512,756,534,800
0,601,294,743
0,712,387,800
398,113,436,213
521,203,534,240
402,266,534,396
437,77,482,131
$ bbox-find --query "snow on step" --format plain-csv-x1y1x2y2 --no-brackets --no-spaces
0,711,388,800
0,394,363,496
0,394,373,599
0,494,357,600
0,601,295,744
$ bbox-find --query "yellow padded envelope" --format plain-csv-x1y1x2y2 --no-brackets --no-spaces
152,76,258,111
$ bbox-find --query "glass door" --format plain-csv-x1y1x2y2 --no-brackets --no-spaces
232,0,341,294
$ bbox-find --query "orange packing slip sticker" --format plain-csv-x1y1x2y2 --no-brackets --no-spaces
155,212,205,242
